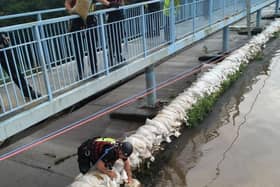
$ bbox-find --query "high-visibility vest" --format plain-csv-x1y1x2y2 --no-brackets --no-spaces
95,137,116,144
163,0,180,16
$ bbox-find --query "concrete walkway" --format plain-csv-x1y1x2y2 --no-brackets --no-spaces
0,8,275,187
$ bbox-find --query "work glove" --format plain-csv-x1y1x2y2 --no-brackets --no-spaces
108,1,119,8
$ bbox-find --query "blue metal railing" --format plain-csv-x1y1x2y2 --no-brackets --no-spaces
0,0,277,118
0,8,66,22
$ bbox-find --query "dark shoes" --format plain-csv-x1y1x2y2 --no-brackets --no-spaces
108,55,126,67
116,55,126,63
25,90,41,100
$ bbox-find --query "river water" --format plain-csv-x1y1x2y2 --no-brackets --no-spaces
137,38,280,187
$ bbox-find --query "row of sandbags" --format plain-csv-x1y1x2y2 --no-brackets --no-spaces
68,19,280,187
126,19,280,169
69,160,140,187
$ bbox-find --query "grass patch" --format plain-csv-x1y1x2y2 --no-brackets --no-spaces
186,63,246,127
254,51,264,61
272,31,280,39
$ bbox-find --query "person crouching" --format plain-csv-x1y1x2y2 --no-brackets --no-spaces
77,137,133,184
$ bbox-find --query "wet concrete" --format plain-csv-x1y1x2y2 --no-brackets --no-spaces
144,34,280,186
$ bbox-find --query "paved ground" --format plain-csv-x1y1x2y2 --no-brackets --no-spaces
0,7,276,187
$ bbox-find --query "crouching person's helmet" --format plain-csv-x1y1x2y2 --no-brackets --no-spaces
120,142,133,157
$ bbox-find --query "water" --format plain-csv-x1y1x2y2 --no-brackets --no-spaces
137,39,280,187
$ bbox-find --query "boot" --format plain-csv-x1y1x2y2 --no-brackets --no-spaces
28,90,41,99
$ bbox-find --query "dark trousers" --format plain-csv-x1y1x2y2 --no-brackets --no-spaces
0,49,35,97
107,10,125,67
164,15,170,41
70,15,98,79
147,2,161,37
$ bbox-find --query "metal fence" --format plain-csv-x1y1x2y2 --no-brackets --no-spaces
0,0,276,117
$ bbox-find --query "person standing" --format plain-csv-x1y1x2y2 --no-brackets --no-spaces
65,0,118,80
163,0,180,41
106,0,126,68
65,0,97,80
0,33,41,99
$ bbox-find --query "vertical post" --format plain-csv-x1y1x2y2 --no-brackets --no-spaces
189,0,193,19
145,65,157,107
37,14,42,21
37,14,51,69
123,9,129,55
209,0,213,25
99,13,110,75
34,23,53,100
141,5,147,57
222,0,225,18
192,0,196,33
234,0,237,13
246,0,251,38
275,0,280,15
223,26,229,52
170,0,176,43
256,9,261,28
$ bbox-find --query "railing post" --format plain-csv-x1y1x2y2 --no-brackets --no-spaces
37,14,51,69
99,13,110,75
209,0,213,25
234,0,237,13
275,0,280,15
170,0,176,43
189,0,193,19
223,26,229,52
37,14,42,21
192,0,196,33
123,9,129,56
34,23,53,100
256,9,261,28
140,5,147,57
222,0,225,18
246,0,251,38
145,65,157,107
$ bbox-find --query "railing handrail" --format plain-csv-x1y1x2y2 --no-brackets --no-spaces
0,0,163,32
0,0,161,23
0,7,66,21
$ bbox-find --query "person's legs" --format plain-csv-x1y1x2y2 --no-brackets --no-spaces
107,10,125,66
73,33,84,80
0,49,40,98
86,31,98,75
164,15,170,41
107,15,116,67
147,2,161,37
86,16,98,75
146,6,153,38
153,2,161,36
71,18,85,80
109,11,125,64
115,21,124,63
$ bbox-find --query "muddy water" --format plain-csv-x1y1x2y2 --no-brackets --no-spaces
138,39,280,187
